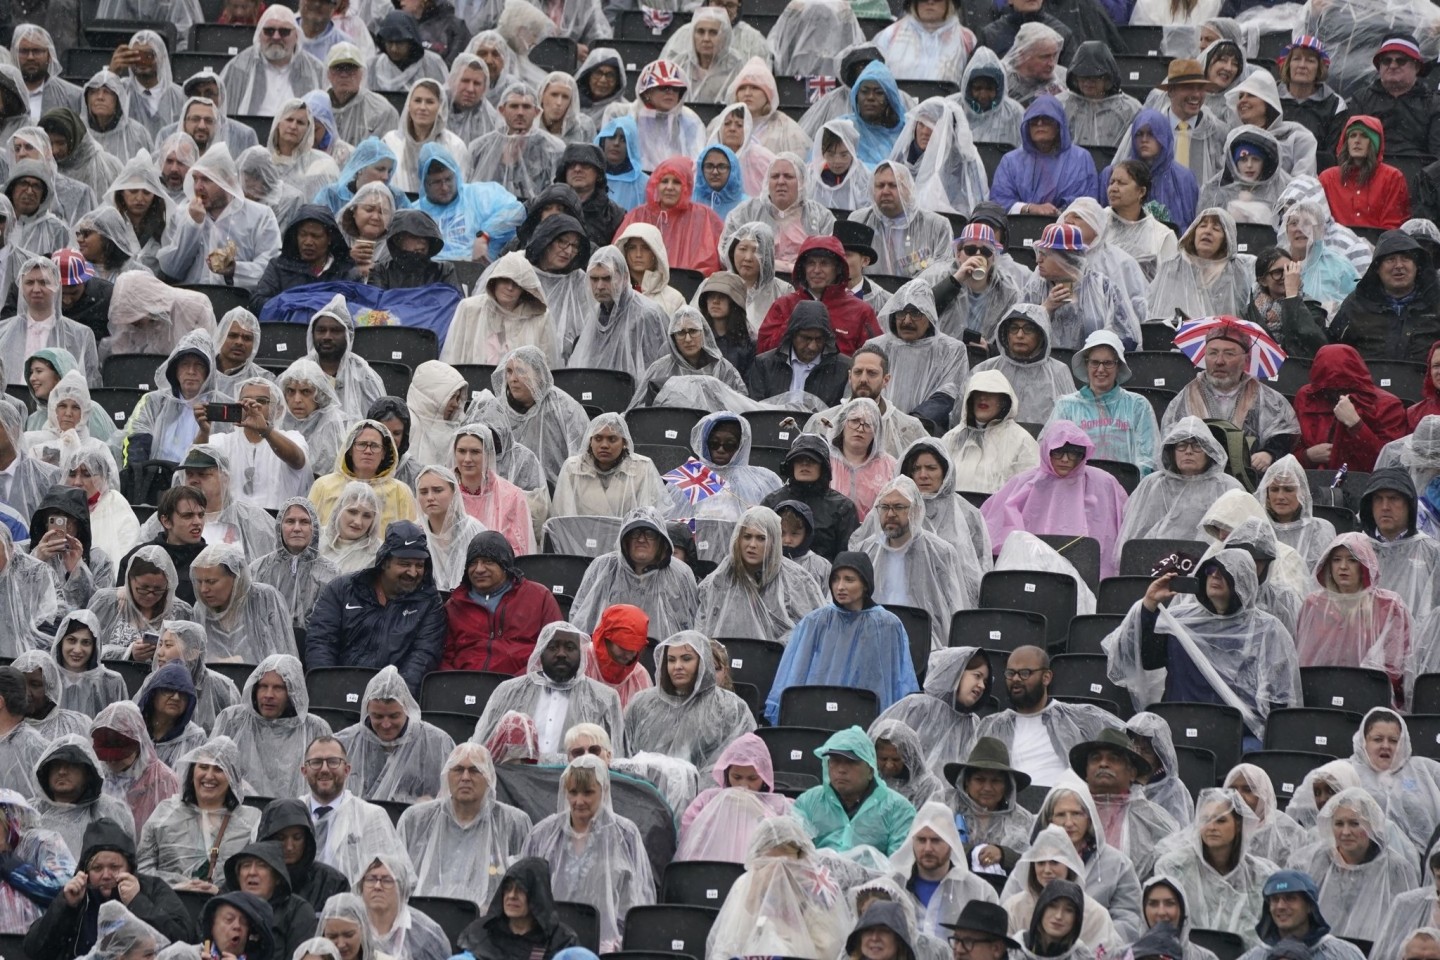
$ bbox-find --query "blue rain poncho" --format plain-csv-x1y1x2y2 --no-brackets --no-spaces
763,552,919,724
876,646,993,775
667,411,781,521
841,61,908,170
594,115,650,211
1102,109,1200,232
312,136,410,215
622,630,755,770
790,725,917,855
1050,333,1162,476
991,95,1100,212
692,144,747,219
415,141,524,261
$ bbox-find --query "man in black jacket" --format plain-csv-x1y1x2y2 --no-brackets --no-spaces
745,301,853,406
1347,33,1440,159
249,203,359,312
456,856,578,960
306,519,446,695
222,839,319,960
557,144,625,250
1331,230,1440,363
24,817,193,959
759,433,860,561
255,798,349,912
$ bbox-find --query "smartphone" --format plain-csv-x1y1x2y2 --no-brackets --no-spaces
47,516,67,529
1169,576,1201,595
205,402,246,423
141,631,159,647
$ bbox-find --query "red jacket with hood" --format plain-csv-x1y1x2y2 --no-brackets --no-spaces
756,235,881,356
1409,339,1440,429
1293,344,1409,471
443,574,563,676
1318,116,1411,230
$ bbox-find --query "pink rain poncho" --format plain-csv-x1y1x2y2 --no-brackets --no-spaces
678,731,793,861
615,156,724,275
828,398,899,522
1297,532,1414,708
452,423,536,555
981,420,1129,577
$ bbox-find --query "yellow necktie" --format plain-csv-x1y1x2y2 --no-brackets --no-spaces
1175,120,1191,168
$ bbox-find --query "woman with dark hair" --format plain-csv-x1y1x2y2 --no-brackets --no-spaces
695,271,757,377
307,419,419,532
1242,246,1329,356
1104,110,1198,233
108,149,173,273
1101,159,1178,281
1319,116,1410,230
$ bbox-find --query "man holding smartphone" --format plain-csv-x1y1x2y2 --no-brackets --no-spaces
194,378,309,510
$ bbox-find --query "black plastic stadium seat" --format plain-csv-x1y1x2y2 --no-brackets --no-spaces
1190,929,1246,960
176,889,211,929
949,609,1047,653
742,409,810,448
1273,357,1312,397
1148,701,1244,777
513,553,592,600
975,141,1009,183
1140,322,1176,351
253,322,311,362
368,360,411,397
1034,534,1101,592
1263,707,1361,755
90,388,145,429
1119,538,1209,577
1240,750,1336,803
1233,222,1278,255
1368,359,1427,404
554,900,601,951
778,685,879,731
1404,714,1440,761
111,660,150,697
351,326,439,366
880,604,932,685
720,638,786,694
1089,459,1141,495
625,406,706,446
102,353,168,391
189,22,255,52
1299,666,1393,715
305,666,379,711
1046,654,1132,719
757,726,830,784
309,707,359,732
621,905,719,956
420,670,511,717
0,933,30,959
453,364,497,397
1096,576,1150,614
529,35,577,71
208,662,257,689
1312,504,1356,534
635,443,692,475
1173,744,1216,800
182,282,252,318
661,860,746,907
374,799,410,826
1066,614,1124,655
410,895,478,945
979,570,1077,651
1125,351,1198,391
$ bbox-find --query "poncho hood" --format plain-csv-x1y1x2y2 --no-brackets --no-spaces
1160,415,1229,479
36,734,104,804
1360,468,1418,537
1021,94,1073,154
1066,41,1122,94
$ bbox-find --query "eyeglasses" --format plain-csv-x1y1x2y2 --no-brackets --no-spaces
1049,449,1083,461
1265,268,1288,281
1173,440,1206,453
352,441,383,453
361,875,397,888
628,529,660,542
568,745,606,759
961,245,993,258
895,308,927,322
1086,359,1117,369
951,938,1000,952
130,583,168,596
554,237,582,252
1003,668,1042,680
702,162,731,173
876,503,911,515
1378,55,1413,67
262,26,294,36
303,757,346,770
709,438,740,452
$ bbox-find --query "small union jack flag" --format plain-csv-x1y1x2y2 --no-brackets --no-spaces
804,863,839,907
805,75,838,103
640,6,673,33
663,458,726,503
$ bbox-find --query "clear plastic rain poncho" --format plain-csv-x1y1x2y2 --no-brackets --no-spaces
50,609,126,716
471,622,626,750
566,245,670,384
695,505,826,645
154,143,283,289
211,655,332,798
869,718,948,809
867,280,969,416
1126,711,1195,826
1300,0,1440,97
249,497,340,629
0,787,72,933
0,257,98,387
551,412,667,520
236,145,304,236
1222,762,1311,868
30,733,136,861
1007,776,1144,942
1019,244,1142,355
969,305,1080,425
994,534,1097,618
91,699,181,834
706,815,855,960
448,422,535,555
406,361,472,471
1147,208,1255,321
1370,840,1440,960
1296,533,1412,704
0,523,57,655
809,119,872,211
396,740,532,906
380,78,470,194
447,53,503,143
105,274,216,358
1279,199,1358,313
78,900,171,960
188,542,298,663
1116,416,1244,556
1196,126,1293,226
677,732,792,862
888,799,999,937
353,853,452,960
1254,454,1337,570
888,97,988,217
334,665,455,804
2,157,72,258
92,547,190,661
1301,786,1423,941
276,359,348,479
768,0,866,79
442,249,554,366
1283,758,1363,829
11,650,89,739
667,411,781,521
319,480,384,575
568,507,699,636
415,465,486,593
855,437,991,573
666,9,743,104
1196,493,1311,610
264,98,341,200
469,82,566,201
720,153,835,274
72,204,145,282
151,619,240,734
1274,175,1373,276
622,629,756,771
304,295,386,420
876,646,992,776
826,398,897,522
519,755,656,951
1150,788,1280,948
627,65,706,176
135,735,262,885
208,307,272,400
1001,823,1121,952
476,345,589,484
1058,199,1152,333
632,307,747,409
1346,707,1440,855
855,476,980,651
1102,548,1301,739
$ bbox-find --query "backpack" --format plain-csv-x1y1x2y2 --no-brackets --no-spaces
1204,418,1257,492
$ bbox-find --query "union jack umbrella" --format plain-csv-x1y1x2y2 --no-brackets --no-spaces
640,7,673,33
1173,315,1287,381
663,458,726,504
805,75,838,103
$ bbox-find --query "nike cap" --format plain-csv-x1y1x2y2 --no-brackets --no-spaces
390,537,430,559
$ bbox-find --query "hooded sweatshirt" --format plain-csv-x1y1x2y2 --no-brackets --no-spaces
756,235,881,357
249,204,359,312
1057,42,1141,148
761,435,862,560
221,839,319,960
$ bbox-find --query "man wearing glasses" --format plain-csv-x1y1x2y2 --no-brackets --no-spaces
195,378,309,510
927,223,1023,346
1348,33,1440,159
136,444,278,560
290,735,404,881
218,6,326,116
975,644,1124,787
942,902,1022,960
219,839,319,959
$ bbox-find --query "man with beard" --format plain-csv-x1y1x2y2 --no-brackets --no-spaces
293,736,404,880
218,6,326,117
10,25,80,122
157,143,282,289
1070,728,1176,880
108,31,186,138
804,345,929,457
155,70,260,155
306,521,447,695
155,132,198,204
304,299,385,417
976,645,1124,787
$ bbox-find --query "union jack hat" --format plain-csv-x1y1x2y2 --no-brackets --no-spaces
958,223,1003,252
50,248,94,287
1280,35,1330,66
636,59,689,95
1035,223,1087,254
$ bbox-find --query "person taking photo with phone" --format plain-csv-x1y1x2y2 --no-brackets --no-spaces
194,378,310,511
